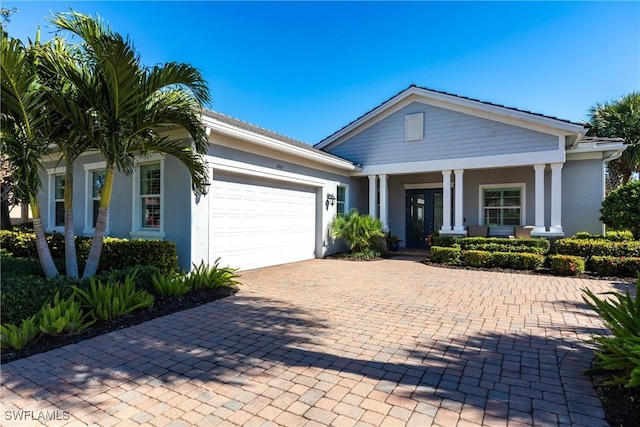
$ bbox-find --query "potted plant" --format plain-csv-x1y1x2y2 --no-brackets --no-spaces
386,231,401,251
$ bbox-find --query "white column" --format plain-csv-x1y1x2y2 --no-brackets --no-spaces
441,170,452,232
454,169,465,232
533,164,546,233
368,175,377,218
379,174,389,230
550,163,563,233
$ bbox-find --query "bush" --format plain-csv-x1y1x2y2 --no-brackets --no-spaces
73,273,154,321
460,237,550,254
554,238,640,259
429,246,461,264
549,254,585,276
93,265,161,294
432,235,459,248
0,275,78,326
583,275,640,388
600,180,640,240
0,315,40,351
589,256,640,278
186,259,241,289
463,250,493,268
0,231,178,274
38,293,94,336
1,255,45,278
152,274,191,297
330,209,385,253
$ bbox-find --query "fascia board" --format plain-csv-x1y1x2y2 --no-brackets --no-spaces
203,117,357,172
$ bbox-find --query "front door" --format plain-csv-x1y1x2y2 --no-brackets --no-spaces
405,189,443,247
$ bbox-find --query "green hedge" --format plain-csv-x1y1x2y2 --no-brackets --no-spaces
460,237,550,254
553,238,640,258
432,235,460,248
462,250,544,270
0,231,178,274
549,254,585,276
589,256,640,278
429,246,461,264
572,231,635,241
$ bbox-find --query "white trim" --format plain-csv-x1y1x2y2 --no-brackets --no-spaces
550,163,563,234
454,169,464,232
368,175,377,218
355,149,564,176
131,154,165,239
316,87,587,150
379,174,389,230
403,182,448,189
441,170,452,232
478,183,527,226
82,161,109,237
336,184,349,216
566,152,604,161
46,167,66,233
404,112,424,141
209,156,329,188
533,164,546,233
202,114,358,172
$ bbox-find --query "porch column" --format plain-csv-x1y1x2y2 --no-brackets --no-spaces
454,169,465,232
379,174,389,230
533,164,546,233
368,175,377,218
441,170,452,232
550,163,563,233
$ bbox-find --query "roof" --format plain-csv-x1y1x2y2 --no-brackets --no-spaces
315,84,590,148
202,109,357,169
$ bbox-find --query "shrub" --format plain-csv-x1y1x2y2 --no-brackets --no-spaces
589,256,640,278
432,235,459,248
1,255,45,278
0,315,40,351
186,259,241,289
583,275,640,388
600,180,640,240
429,246,461,264
490,252,545,270
94,265,161,294
463,250,492,268
459,237,550,254
0,275,77,326
334,249,382,261
73,273,154,321
554,238,640,259
152,274,191,297
330,209,385,253
549,254,585,276
38,293,94,336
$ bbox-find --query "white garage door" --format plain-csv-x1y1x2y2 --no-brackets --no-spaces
210,173,317,270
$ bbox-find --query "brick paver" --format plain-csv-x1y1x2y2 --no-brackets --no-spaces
1,256,624,426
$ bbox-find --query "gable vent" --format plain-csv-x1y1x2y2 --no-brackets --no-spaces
405,113,424,141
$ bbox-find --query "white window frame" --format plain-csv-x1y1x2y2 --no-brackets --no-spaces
83,161,109,236
131,154,165,239
405,112,424,141
336,184,349,216
478,183,526,226
46,167,66,233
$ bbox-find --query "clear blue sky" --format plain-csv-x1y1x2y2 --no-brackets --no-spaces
3,1,639,144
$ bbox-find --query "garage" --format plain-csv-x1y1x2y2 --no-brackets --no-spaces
209,172,318,270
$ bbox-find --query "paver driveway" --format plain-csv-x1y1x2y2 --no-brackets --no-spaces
1,256,628,426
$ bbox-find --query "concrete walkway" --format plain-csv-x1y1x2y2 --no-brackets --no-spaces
1,257,628,426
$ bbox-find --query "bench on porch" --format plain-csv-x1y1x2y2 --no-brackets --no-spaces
467,225,534,239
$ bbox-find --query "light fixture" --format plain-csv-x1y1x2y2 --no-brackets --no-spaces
201,180,211,196
326,193,336,206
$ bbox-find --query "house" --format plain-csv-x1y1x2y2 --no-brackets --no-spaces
38,85,626,271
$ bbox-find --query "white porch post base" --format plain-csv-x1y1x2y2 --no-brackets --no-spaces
453,169,465,232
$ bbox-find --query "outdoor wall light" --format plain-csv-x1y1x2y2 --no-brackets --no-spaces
196,181,212,204
326,193,336,206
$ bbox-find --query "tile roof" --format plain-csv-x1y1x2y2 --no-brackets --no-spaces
315,84,590,147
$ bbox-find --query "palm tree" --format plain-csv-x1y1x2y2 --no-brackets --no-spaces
47,11,211,278
0,27,59,277
588,92,640,187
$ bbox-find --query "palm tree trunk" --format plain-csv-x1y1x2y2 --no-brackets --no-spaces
64,166,79,278
82,166,114,278
29,196,59,278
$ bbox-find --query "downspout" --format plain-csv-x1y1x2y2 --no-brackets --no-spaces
601,149,625,234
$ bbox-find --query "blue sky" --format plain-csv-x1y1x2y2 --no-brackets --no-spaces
3,1,639,144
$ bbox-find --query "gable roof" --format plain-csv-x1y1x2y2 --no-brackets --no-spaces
315,84,590,150
201,110,358,171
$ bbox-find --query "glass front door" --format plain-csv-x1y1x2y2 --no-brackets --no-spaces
406,189,443,247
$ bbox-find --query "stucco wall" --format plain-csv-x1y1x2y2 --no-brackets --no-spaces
562,158,605,236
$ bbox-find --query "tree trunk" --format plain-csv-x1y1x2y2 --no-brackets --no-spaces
30,197,59,278
64,166,79,278
82,166,114,278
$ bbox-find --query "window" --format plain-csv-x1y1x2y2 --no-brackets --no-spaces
481,185,524,226
336,185,347,216
83,162,108,236
54,175,65,227
140,163,161,229
405,113,424,141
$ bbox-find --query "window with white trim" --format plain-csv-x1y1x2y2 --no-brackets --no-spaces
336,185,347,216
83,162,108,235
140,163,161,229
53,174,65,227
481,185,524,226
